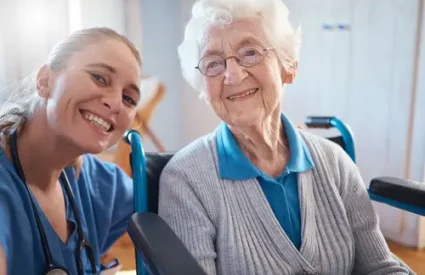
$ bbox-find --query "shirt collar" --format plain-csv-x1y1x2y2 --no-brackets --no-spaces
216,113,314,180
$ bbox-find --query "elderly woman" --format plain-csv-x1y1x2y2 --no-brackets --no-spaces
158,0,410,274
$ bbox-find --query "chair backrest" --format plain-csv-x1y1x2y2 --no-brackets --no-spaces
146,152,175,213
327,136,344,148
144,136,345,214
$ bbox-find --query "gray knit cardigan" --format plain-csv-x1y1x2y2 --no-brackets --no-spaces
158,130,411,275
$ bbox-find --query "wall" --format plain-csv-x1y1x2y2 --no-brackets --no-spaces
70,0,125,34
124,0,143,54
69,0,142,48
410,0,425,248
409,0,425,187
140,0,184,151
0,8,9,101
0,0,69,93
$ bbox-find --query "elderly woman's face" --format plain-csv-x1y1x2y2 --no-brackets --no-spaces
200,18,294,127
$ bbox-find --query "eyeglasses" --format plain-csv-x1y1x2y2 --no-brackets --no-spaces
195,45,274,77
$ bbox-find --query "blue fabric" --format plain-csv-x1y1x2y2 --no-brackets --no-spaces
216,113,314,250
0,149,134,274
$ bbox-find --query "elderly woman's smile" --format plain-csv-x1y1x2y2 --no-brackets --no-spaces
226,88,258,101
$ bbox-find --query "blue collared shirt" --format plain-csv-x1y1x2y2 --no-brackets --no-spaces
216,113,314,250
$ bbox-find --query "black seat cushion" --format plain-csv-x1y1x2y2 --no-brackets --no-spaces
146,152,175,213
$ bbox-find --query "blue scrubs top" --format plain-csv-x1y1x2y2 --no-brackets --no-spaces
216,113,314,250
0,150,133,274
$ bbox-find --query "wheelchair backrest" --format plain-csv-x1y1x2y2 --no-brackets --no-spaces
146,152,175,213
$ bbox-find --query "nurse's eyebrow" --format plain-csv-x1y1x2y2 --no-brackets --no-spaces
129,84,140,95
86,62,139,94
86,63,116,74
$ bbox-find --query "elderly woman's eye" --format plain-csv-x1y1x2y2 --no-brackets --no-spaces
239,47,262,65
241,47,260,57
90,73,107,86
245,49,257,56
207,59,225,73
207,60,221,68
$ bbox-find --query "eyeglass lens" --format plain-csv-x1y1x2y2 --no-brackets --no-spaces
198,45,267,76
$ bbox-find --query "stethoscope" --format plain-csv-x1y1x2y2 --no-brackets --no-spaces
9,130,97,275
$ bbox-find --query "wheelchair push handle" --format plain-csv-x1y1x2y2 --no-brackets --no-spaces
304,116,356,163
304,116,334,128
123,129,139,145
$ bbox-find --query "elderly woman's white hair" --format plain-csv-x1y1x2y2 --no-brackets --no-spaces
178,0,301,94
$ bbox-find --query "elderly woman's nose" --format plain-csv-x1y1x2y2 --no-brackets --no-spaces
223,59,247,85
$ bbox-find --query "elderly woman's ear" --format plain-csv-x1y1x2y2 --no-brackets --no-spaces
281,61,298,85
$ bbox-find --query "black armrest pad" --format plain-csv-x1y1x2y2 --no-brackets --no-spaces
369,177,425,209
127,212,207,275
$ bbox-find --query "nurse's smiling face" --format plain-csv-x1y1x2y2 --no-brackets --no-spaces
38,38,142,154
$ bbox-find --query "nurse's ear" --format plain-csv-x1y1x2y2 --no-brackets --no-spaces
36,64,53,99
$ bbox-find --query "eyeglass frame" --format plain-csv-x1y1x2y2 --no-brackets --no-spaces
195,46,275,77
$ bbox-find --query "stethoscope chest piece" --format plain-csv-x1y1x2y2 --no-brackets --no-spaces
45,267,70,275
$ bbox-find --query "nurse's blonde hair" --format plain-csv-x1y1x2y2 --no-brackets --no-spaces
0,27,141,175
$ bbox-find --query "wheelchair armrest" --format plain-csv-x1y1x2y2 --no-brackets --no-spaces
127,212,207,275
369,177,425,209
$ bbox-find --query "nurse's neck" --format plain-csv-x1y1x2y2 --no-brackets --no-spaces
11,112,82,192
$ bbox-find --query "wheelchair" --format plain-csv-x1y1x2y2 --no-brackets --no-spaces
123,116,425,275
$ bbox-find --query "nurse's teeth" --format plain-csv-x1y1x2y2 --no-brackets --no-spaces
83,112,112,132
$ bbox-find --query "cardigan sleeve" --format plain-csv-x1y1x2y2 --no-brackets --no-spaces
339,152,410,275
158,163,217,275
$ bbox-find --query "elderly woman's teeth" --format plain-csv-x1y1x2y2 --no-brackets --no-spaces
228,88,258,100
84,112,112,132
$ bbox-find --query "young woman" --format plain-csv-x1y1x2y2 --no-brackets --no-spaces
0,27,142,275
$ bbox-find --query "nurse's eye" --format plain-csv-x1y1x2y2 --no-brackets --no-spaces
90,73,107,86
123,95,137,107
